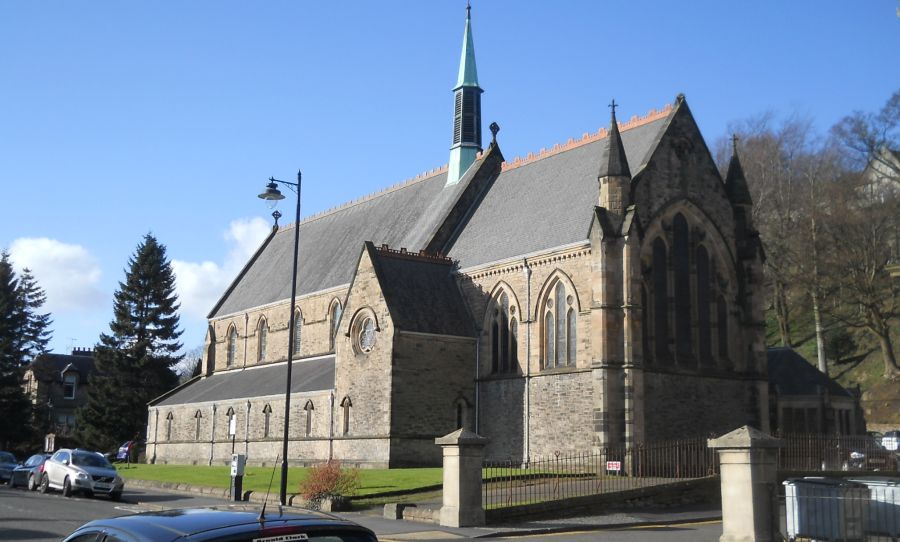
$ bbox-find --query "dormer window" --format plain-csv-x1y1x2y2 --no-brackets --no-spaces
63,373,77,399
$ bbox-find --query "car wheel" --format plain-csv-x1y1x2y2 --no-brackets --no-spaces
27,474,37,491
84,490,94,499
110,491,121,502
39,474,49,494
62,477,72,497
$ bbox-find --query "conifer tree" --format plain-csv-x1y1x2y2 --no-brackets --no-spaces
0,252,52,448
77,234,182,450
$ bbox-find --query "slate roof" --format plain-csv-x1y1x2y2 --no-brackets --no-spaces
211,171,455,318
210,106,671,318
447,113,668,268
29,352,96,383
152,356,335,407
767,347,851,397
368,244,474,337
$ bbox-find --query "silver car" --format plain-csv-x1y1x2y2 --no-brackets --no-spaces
40,448,124,500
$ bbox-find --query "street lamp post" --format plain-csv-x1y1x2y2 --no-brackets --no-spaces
258,170,302,506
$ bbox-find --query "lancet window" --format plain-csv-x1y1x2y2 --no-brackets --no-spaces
257,317,268,362
542,279,577,369
226,325,238,368
488,290,518,374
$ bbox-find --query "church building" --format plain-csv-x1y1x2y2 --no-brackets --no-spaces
148,6,768,467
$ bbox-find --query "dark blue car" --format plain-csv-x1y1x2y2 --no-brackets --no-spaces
9,453,50,490
0,451,18,484
63,507,378,542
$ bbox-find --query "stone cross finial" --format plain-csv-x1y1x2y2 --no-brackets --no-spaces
609,99,619,116
489,121,499,144
731,134,739,153
272,210,282,226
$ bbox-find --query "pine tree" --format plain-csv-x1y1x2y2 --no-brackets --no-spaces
77,234,182,451
0,252,53,448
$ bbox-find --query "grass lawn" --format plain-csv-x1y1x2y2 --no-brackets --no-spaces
116,464,442,497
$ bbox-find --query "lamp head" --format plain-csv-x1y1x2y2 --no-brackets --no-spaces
258,178,285,209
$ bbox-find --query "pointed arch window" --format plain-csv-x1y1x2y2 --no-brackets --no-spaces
652,238,669,362
489,291,518,374
340,397,351,436
257,318,268,362
303,400,314,437
226,407,236,438
696,246,712,363
293,309,302,357
194,410,203,441
262,404,272,438
542,279,577,369
329,301,342,351
226,326,238,368
165,412,174,442
717,294,729,362
673,214,693,360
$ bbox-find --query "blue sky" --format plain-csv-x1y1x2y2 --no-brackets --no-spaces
2,1,898,357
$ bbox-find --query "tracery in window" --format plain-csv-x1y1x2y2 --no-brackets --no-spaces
542,277,577,369
488,289,518,374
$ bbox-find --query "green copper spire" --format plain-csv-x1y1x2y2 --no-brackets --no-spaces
455,2,479,90
448,1,484,186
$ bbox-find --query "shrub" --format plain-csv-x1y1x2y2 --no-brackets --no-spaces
299,460,360,508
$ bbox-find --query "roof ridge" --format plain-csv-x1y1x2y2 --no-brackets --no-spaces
274,164,450,232
500,103,673,172
375,243,454,264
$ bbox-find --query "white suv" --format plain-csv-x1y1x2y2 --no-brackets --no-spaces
40,448,124,500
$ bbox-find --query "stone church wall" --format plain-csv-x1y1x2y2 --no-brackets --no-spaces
642,370,750,441
528,370,594,457
209,286,348,373
388,332,476,466
479,377,526,460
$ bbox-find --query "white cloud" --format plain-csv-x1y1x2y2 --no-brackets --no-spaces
9,238,105,313
172,217,270,321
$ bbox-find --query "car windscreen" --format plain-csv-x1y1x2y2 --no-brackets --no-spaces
72,453,113,469
0,452,16,463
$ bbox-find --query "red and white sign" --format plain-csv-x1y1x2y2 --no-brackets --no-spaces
606,460,622,472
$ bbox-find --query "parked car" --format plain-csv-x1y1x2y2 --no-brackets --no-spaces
845,436,900,471
63,507,378,542
9,453,50,490
40,448,124,500
0,451,18,484
882,430,899,451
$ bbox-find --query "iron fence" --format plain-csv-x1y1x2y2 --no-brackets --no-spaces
777,433,900,472
482,437,716,509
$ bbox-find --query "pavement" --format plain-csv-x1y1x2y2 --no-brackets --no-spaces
123,478,722,540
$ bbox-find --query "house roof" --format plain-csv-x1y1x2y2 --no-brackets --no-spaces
29,352,96,383
210,104,672,318
152,356,335,407
367,243,474,337
767,347,851,397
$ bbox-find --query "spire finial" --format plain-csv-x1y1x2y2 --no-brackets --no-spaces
466,0,471,17
489,121,499,144
609,99,618,115
731,133,739,154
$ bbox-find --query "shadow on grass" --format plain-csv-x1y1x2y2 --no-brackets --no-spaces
832,349,876,380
